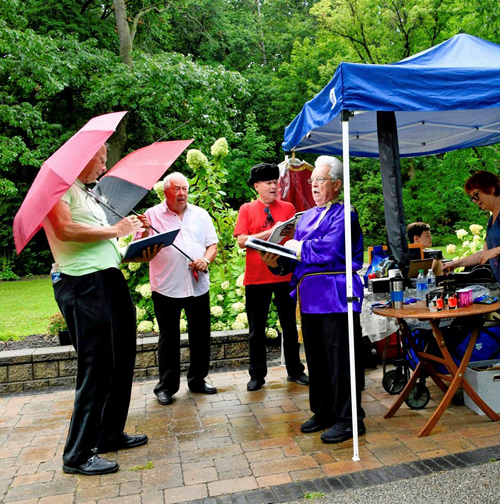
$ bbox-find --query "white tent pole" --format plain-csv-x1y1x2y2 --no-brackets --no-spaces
281,330,285,367
341,111,360,462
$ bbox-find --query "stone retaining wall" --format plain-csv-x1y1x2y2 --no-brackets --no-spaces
0,330,251,394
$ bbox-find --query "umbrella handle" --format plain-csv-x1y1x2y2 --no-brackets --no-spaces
171,243,193,262
154,119,191,143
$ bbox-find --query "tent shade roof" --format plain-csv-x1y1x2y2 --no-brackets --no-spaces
283,34,500,157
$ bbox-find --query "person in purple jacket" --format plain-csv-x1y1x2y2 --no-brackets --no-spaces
260,155,365,444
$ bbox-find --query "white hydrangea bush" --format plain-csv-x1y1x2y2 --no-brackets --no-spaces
119,138,281,337
137,320,153,333
446,224,486,267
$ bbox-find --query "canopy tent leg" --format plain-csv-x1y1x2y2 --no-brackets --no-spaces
377,111,409,267
341,110,360,462
281,331,285,367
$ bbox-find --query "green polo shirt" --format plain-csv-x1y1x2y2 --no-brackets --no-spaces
43,180,121,276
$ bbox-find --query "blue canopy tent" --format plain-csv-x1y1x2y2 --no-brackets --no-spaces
284,34,500,158
285,34,500,265
283,34,500,460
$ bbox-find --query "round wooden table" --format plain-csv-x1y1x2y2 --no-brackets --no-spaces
373,301,500,437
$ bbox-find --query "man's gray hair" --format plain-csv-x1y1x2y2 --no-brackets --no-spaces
315,156,343,183
163,172,189,190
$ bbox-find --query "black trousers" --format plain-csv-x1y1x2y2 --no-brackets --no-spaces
301,311,365,424
54,268,137,466
152,291,211,395
245,283,305,380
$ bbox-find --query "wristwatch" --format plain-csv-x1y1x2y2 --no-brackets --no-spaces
202,257,210,265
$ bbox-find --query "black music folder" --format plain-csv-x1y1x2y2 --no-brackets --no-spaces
122,229,180,260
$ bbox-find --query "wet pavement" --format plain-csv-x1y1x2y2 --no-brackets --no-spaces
0,364,499,504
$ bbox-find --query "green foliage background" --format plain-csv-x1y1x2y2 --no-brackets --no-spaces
120,139,279,333
2,0,500,280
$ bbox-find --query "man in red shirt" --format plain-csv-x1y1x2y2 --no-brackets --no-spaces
234,163,309,391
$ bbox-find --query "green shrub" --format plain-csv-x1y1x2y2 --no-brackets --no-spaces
46,312,67,335
119,138,280,335
0,257,20,281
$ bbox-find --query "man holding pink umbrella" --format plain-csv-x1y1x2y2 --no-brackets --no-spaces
13,113,194,475
43,143,155,476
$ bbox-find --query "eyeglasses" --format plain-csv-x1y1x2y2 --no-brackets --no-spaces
263,207,274,229
469,190,481,202
85,192,108,225
307,177,334,185
264,206,274,226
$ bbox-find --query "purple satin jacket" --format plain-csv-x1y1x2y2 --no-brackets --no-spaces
290,201,364,314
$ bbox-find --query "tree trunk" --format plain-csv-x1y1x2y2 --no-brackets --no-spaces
109,0,133,166
408,158,415,180
107,115,128,168
113,0,133,68
257,1,267,66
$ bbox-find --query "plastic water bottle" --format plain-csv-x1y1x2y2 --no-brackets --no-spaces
50,263,61,284
426,269,436,290
416,269,428,300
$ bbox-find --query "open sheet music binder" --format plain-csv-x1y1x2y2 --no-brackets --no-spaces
267,211,304,244
245,236,297,260
122,229,180,260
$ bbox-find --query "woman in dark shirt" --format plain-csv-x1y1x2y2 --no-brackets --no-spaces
443,170,500,282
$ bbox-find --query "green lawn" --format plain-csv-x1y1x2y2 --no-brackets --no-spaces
0,277,58,340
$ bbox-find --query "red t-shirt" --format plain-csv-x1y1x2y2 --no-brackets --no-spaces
234,199,296,285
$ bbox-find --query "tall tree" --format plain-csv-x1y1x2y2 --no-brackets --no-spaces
455,0,500,43
310,0,458,63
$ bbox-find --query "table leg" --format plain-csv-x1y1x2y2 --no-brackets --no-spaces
442,320,499,421
400,321,449,396
418,319,500,437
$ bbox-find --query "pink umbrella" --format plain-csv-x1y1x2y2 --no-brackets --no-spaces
93,140,194,225
13,111,127,254
90,139,199,278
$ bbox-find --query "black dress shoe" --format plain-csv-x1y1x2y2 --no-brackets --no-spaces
247,378,265,391
63,455,119,476
320,420,366,444
287,373,310,386
300,415,333,433
95,432,149,454
189,382,217,394
156,391,174,405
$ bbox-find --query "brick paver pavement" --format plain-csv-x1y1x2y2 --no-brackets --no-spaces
1,365,499,503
